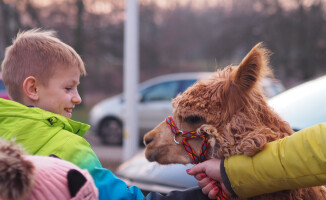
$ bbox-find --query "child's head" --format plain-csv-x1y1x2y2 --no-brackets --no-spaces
1,29,86,118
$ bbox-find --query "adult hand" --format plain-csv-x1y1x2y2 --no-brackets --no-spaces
186,159,232,199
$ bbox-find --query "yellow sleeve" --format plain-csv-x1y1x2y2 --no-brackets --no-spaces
225,123,326,198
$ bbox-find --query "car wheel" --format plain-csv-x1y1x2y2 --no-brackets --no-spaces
98,118,123,145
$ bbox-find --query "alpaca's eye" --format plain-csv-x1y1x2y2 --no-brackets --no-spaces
185,116,204,124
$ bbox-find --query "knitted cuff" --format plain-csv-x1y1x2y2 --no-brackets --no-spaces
220,159,237,197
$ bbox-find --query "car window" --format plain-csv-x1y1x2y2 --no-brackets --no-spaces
140,81,179,102
179,79,197,93
0,80,6,92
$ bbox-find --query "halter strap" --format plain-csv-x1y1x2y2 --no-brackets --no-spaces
165,116,208,164
166,116,230,200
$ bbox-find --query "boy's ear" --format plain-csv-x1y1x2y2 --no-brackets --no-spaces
23,76,39,101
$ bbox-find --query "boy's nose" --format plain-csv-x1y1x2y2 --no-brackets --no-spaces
72,93,82,105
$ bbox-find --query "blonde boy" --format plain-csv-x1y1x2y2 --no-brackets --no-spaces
2,29,85,117
0,29,144,200
0,29,209,200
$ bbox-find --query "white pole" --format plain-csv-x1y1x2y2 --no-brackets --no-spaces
123,0,139,161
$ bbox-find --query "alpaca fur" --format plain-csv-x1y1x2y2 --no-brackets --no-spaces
144,43,326,199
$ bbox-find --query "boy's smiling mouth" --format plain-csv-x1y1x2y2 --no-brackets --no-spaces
64,108,73,117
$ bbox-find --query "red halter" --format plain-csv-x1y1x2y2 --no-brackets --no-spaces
165,116,208,164
166,116,230,200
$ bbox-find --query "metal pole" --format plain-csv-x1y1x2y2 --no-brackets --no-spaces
123,0,139,161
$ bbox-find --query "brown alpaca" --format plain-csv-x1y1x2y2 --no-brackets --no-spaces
143,43,326,199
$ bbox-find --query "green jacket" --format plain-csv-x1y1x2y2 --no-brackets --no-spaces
0,98,144,200
0,99,92,165
224,123,326,198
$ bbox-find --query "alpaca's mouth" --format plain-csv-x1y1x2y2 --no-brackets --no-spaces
145,149,167,164
145,153,156,162
146,144,195,165
144,145,162,162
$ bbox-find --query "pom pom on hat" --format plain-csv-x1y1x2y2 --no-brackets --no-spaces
0,139,34,200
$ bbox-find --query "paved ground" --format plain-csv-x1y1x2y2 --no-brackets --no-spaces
84,133,122,172
84,133,144,173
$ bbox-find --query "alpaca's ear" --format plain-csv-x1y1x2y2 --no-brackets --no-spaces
230,42,271,92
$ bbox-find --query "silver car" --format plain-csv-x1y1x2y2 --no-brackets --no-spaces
89,72,213,145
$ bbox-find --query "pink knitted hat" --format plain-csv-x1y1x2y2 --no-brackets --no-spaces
27,155,98,200
0,140,98,200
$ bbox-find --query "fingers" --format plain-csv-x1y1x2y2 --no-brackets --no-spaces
208,186,219,199
187,159,222,180
187,162,206,175
186,159,228,199
199,179,228,199
201,180,216,195
197,177,211,188
201,180,232,199
194,173,207,181
202,181,225,199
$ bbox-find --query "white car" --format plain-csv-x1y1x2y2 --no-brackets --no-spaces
89,72,212,145
89,72,284,145
268,75,326,131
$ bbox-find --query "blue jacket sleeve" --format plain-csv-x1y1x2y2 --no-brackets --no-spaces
92,166,209,200
91,166,145,200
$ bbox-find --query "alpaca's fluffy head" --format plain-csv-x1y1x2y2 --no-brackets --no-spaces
144,43,293,165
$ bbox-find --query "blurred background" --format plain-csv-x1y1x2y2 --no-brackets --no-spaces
1,0,326,108
1,0,326,172
2,1,326,192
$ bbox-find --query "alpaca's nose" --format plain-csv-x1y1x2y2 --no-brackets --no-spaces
143,134,154,146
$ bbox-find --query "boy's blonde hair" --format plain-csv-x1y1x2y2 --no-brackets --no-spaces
1,29,86,101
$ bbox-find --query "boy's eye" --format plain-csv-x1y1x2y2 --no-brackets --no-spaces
65,87,72,91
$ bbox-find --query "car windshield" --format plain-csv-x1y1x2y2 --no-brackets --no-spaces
139,80,179,102
180,79,197,92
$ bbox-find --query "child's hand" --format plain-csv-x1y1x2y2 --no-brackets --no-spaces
186,159,232,199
